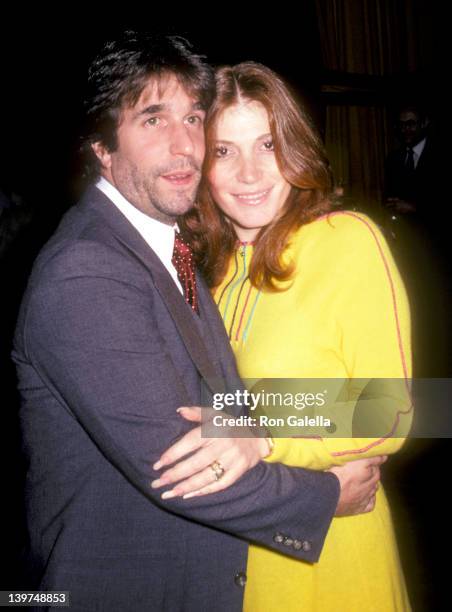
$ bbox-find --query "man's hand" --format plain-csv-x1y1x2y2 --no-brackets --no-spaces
331,456,387,516
151,407,270,499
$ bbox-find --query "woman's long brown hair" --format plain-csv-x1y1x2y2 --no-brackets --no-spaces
180,62,334,290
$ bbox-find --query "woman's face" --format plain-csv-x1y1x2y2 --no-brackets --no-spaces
208,101,291,242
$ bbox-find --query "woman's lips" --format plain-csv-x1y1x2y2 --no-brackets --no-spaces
233,188,272,206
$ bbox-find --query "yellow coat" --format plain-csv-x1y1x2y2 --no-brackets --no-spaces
214,211,412,612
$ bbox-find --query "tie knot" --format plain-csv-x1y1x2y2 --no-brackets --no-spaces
173,233,193,260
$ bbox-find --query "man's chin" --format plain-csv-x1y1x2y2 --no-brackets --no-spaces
172,193,197,215
153,192,197,219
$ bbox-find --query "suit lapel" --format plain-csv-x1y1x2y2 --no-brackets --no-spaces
81,186,222,394
415,138,431,174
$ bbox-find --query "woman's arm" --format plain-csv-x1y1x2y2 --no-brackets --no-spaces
267,212,412,470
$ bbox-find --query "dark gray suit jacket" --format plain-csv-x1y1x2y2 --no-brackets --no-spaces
13,186,340,611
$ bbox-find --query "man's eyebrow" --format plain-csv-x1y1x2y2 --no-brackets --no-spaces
136,104,166,118
135,101,205,119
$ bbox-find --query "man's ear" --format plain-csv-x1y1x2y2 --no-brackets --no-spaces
91,141,112,170
421,117,430,131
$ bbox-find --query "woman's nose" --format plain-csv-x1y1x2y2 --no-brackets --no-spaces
236,156,262,184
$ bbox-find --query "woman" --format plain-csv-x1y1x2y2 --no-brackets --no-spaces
179,62,413,611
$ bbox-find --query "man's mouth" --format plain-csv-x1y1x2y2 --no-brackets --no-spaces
161,171,196,186
233,188,272,206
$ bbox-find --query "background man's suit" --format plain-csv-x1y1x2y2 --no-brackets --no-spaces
384,134,449,377
13,186,339,611
385,136,440,215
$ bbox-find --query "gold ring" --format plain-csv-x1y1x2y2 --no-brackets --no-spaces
210,460,225,481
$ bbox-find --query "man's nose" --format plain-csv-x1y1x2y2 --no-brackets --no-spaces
170,123,194,156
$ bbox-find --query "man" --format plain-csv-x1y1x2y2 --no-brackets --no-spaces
13,32,381,611
384,105,439,216
384,104,448,377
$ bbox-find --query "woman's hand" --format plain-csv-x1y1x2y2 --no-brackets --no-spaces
151,406,270,499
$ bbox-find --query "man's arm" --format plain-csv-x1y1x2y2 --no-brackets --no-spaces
19,240,339,562
149,406,382,514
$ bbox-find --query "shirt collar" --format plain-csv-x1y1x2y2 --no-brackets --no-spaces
95,176,177,265
412,137,426,158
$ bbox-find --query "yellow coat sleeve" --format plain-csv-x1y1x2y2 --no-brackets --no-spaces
267,212,412,470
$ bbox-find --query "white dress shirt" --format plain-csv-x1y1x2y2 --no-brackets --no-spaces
96,177,182,293
409,137,426,169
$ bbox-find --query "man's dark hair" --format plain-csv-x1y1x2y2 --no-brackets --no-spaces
394,103,429,127
81,31,214,179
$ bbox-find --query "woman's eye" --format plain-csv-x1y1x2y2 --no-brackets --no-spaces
263,139,274,151
215,145,230,158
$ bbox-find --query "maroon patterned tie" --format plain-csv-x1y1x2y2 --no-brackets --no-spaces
172,231,198,313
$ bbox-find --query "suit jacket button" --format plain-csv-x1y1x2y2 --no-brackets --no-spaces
234,572,247,587
293,539,303,550
302,540,312,552
273,532,284,544
283,537,294,547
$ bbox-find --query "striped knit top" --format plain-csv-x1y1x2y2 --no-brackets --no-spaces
213,211,412,467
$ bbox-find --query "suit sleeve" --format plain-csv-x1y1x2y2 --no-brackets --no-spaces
21,239,339,562
267,213,413,470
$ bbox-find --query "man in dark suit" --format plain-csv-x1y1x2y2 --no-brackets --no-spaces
384,105,449,377
13,32,382,611
385,105,440,218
